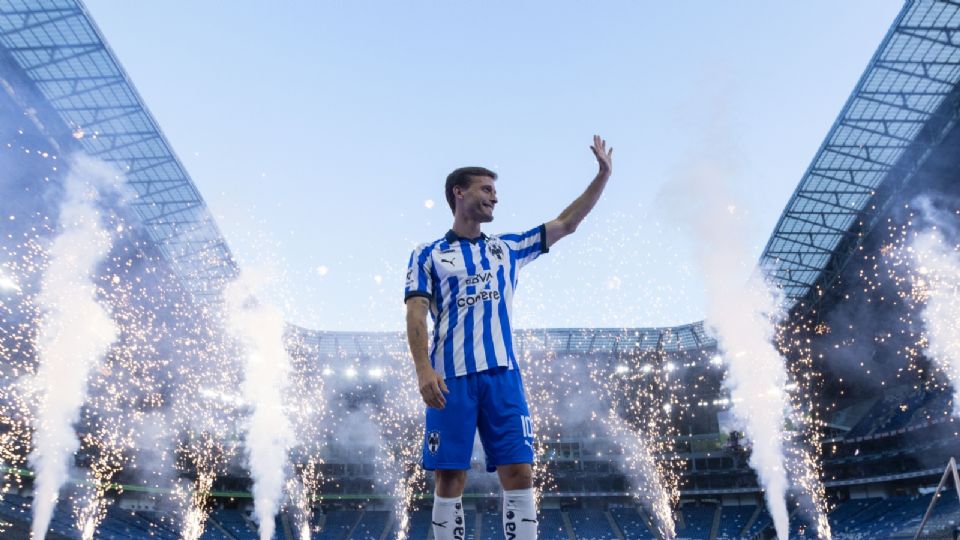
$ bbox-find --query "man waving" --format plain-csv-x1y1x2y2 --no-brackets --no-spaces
404,135,613,540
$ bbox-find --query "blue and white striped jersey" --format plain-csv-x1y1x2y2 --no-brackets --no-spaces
404,224,548,379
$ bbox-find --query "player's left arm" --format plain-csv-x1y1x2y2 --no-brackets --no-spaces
544,134,613,249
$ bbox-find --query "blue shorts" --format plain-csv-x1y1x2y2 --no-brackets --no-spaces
422,367,534,473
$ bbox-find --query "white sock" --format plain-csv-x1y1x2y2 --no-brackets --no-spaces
503,488,537,540
432,493,465,540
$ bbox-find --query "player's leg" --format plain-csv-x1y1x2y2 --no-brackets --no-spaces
433,469,467,540
423,374,477,540
497,463,532,490
476,367,538,540
498,463,537,540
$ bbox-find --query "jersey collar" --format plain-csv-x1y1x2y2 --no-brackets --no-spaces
445,229,489,244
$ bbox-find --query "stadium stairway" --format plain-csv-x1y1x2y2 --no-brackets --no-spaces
609,507,658,539
604,510,626,540
708,505,722,540
738,505,763,538
560,510,577,540
281,512,294,539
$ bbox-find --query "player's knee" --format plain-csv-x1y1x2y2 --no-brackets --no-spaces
435,469,467,496
498,464,533,489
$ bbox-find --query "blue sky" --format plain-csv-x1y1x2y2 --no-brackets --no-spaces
83,1,903,332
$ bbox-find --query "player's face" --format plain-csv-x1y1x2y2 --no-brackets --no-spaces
461,176,497,222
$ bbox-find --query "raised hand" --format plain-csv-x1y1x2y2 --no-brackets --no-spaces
590,134,613,175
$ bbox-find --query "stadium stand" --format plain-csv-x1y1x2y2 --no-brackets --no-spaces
609,507,656,539
743,507,772,539
350,510,389,540
479,511,501,539
213,508,258,540
715,505,756,540
315,509,361,539
385,509,430,540
538,509,570,540
567,508,617,540
413,509,433,540
827,498,881,536
464,509,477,540
678,505,716,540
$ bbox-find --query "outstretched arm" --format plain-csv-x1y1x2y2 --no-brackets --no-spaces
544,135,613,249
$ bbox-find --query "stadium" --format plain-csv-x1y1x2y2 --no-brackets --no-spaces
1,0,960,539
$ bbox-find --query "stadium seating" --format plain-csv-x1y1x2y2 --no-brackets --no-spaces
827,498,880,535
610,507,656,539
386,509,430,540
715,504,755,539
479,511,501,539
6,493,960,539
212,508,258,540
315,509,361,539
538,509,570,540
743,507,771,538
464,509,477,540
200,525,233,540
678,505,716,539
567,508,617,540
351,510,389,540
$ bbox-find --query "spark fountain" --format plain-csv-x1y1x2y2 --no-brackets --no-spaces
29,156,121,540
911,229,960,416
224,274,295,540
285,330,330,540
590,351,682,539
521,337,682,538
661,152,793,539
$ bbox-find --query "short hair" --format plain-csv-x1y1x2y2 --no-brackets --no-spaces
445,166,497,214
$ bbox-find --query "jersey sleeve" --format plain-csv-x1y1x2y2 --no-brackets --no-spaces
500,224,549,270
404,243,434,302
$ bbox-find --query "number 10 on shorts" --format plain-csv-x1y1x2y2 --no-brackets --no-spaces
521,415,534,439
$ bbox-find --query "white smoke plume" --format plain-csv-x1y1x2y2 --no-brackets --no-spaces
911,229,960,416
710,274,790,540
29,155,120,539
224,274,295,540
660,155,791,538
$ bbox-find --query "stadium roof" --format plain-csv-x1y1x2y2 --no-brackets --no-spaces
761,0,960,310
0,0,236,302
290,323,717,357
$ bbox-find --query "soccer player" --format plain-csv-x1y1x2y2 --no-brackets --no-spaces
404,135,613,540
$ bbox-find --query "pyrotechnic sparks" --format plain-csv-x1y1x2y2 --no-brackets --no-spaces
29,155,121,539
224,275,296,540
0,123,954,540
910,230,960,417
0,271,20,292
368,354,425,540
285,329,330,540
710,275,791,540
659,148,795,538
591,348,683,539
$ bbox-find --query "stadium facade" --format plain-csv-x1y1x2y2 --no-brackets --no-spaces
2,1,960,539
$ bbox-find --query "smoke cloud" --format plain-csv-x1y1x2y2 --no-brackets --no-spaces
29,155,121,539
658,145,791,537
911,228,960,416
224,274,295,540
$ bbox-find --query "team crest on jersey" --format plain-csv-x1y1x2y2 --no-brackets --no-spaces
427,431,441,454
488,242,504,261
